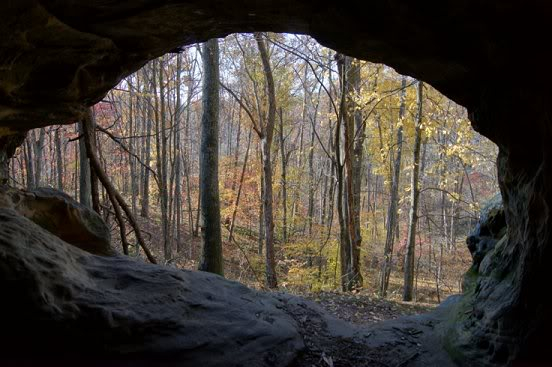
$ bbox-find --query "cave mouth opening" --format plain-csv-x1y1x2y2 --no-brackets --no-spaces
5,32,499,309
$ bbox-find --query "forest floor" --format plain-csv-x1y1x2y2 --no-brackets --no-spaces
302,291,435,325
281,291,457,367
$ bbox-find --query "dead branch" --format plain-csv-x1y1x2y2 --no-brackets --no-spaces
83,110,157,264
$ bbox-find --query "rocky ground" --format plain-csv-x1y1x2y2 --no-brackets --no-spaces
278,291,454,367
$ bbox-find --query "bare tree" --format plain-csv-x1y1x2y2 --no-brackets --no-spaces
403,81,424,301
54,128,64,190
255,32,278,288
198,38,224,276
140,68,153,218
78,121,92,208
380,76,407,297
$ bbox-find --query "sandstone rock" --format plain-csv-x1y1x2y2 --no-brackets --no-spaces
0,1,550,130
0,207,304,365
0,133,26,183
0,186,114,256
0,207,459,366
466,194,506,272
446,194,521,367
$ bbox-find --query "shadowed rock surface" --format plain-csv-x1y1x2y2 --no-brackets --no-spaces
0,1,549,130
0,133,26,182
466,194,505,271
445,196,517,366
1,1,552,365
0,207,303,366
0,205,457,367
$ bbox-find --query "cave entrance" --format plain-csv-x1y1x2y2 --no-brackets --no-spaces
7,32,499,316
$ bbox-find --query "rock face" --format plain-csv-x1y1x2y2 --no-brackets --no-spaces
0,207,303,365
446,195,535,366
0,193,516,367
0,1,550,130
0,186,114,256
0,133,26,183
1,1,552,365
0,205,458,366
465,194,506,272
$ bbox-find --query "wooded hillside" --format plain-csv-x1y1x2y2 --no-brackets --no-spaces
6,34,498,303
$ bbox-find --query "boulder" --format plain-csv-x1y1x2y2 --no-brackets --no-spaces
0,207,304,365
0,186,114,256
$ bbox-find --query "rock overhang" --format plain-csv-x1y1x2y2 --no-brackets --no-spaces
2,1,551,137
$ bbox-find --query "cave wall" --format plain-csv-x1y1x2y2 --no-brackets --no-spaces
1,1,552,365
448,89,552,365
2,1,550,130
0,133,25,182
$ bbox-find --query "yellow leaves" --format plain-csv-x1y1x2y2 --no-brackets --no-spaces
422,124,436,140
448,191,461,202
396,117,405,129
468,202,481,213
354,90,380,107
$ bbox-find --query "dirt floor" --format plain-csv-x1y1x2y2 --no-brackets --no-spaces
303,291,435,325
281,291,458,367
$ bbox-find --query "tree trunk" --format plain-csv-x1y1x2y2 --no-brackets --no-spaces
307,113,316,236
332,54,347,291
279,109,288,244
54,128,64,190
128,78,138,215
33,128,46,187
231,109,242,191
346,57,364,289
255,32,278,289
198,38,224,276
334,54,352,291
228,129,252,242
174,54,183,253
291,66,308,235
403,81,424,301
380,76,407,297
83,109,157,264
24,137,35,189
140,92,152,218
78,121,92,208
85,112,100,213
152,58,171,261
184,69,195,239
159,57,170,261
258,170,265,256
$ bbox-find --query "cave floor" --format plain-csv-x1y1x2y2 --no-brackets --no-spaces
278,292,457,367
